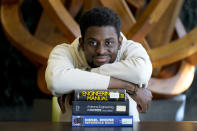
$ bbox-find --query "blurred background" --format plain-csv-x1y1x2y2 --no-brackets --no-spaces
0,0,197,121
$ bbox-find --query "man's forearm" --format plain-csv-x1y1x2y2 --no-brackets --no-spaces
91,58,152,88
46,67,110,95
108,77,136,91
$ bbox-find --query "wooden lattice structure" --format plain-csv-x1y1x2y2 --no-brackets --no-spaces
1,0,197,99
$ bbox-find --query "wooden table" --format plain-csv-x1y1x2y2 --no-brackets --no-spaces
0,122,197,131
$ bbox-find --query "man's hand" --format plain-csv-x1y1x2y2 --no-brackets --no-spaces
130,88,152,113
108,77,152,113
57,94,67,113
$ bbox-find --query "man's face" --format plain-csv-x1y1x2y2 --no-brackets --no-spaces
80,26,122,68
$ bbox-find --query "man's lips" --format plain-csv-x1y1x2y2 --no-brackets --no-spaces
94,56,109,63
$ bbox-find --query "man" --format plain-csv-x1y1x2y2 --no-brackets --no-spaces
45,7,152,121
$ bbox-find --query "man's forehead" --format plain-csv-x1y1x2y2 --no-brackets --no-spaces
84,26,118,39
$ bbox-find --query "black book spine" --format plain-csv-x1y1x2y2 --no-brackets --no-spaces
74,90,126,101
72,100,129,115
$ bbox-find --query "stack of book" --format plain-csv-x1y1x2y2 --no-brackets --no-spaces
72,89,133,127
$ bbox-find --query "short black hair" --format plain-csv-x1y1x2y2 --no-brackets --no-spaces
79,7,121,40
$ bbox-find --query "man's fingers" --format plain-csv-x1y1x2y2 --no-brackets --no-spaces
57,96,65,113
57,95,66,113
142,104,147,113
138,102,148,113
137,104,142,112
137,104,146,113
132,88,152,113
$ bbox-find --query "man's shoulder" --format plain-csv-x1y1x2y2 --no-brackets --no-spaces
118,34,148,60
49,43,73,58
53,37,80,52
53,43,72,52
120,33,143,49
55,43,71,49
121,38,144,52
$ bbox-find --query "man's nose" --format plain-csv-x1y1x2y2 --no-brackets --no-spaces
96,45,105,55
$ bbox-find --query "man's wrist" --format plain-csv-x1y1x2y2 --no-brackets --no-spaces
126,84,138,96
108,77,139,96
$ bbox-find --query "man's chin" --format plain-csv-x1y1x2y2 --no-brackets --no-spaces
93,61,109,67
89,60,112,68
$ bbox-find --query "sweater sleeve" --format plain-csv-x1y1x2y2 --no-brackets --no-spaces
91,41,152,88
45,44,110,96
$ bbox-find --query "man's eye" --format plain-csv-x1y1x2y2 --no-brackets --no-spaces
88,41,97,46
105,41,112,46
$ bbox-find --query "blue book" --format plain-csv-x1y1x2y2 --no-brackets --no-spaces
72,115,133,127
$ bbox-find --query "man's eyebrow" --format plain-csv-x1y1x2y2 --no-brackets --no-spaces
106,37,115,41
87,37,97,41
87,37,115,41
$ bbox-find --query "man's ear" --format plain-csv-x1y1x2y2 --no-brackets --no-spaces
118,36,123,49
79,37,84,50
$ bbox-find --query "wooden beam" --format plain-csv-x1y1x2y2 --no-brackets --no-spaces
1,2,53,65
149,27,197,67
34,11,69,46
146,0,184,48
148,61,195,98
39,0,80,42
126,0,172,42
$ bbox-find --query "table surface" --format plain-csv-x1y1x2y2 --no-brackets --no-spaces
0,121,197,131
